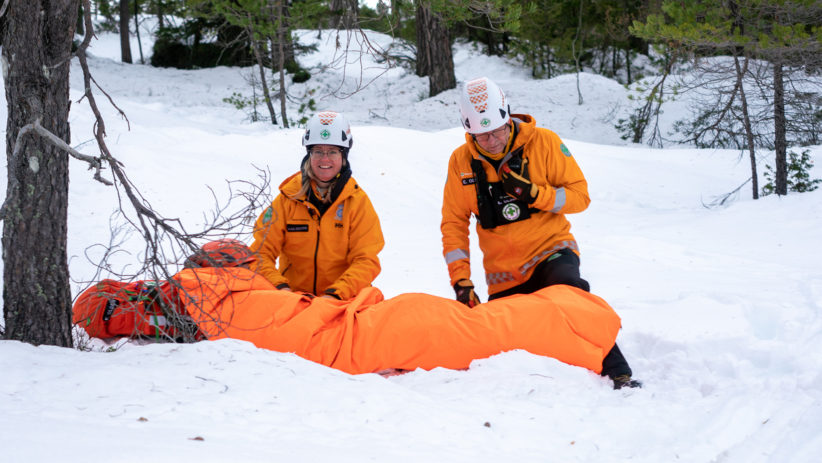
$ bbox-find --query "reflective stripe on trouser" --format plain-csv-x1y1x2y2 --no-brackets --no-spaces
485,240,579,286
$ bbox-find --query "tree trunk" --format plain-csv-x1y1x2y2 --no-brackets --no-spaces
268,0,295,74
252,38,278,125
390,0,401,32
773,61,787,195
572,0,584,105
1,0,80,346
330,0,358,29
415,1,456,97
625,48,632,84
156,0,165,29
77,2,85,36
277,33,289,129
119,0,132,63
134,0,144,64
733,55,758,199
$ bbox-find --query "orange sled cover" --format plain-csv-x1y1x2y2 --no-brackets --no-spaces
174,267,621,374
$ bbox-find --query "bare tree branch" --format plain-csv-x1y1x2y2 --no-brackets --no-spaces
64,1,277,343
0,117,112,222
12,118,111,181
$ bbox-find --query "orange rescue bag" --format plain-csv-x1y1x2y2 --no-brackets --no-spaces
175,267,621,374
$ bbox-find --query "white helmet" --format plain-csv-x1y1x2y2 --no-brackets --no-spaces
458,77,510,134
302,111,353,149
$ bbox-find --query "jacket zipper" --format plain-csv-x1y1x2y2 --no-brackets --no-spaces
312,215,321,295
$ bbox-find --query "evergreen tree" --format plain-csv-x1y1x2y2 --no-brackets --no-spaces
631,0,822,197
414,0,522,96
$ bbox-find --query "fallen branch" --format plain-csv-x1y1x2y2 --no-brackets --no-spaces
702,177,752,209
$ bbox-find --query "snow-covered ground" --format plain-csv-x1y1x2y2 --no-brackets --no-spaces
1,24,821,462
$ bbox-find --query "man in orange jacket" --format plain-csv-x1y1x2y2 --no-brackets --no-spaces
441,77,640,389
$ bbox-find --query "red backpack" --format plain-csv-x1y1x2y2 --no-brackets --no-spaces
73,279,195,340
74,238,254,340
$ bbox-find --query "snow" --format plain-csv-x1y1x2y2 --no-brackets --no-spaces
2,24,822,462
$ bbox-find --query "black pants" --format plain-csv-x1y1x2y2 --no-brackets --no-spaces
489,249,632,378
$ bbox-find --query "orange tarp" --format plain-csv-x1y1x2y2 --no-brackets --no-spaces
175,267,621,374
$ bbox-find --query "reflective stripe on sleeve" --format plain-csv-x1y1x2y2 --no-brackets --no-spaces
550,187,566,213
444,248,470,264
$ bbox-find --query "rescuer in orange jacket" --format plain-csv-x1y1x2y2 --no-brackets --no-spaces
441,77,640,389
251,111,384,300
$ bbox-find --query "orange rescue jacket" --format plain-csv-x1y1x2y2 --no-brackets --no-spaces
175,267,621,375
251,172,384,300
441,114,590,295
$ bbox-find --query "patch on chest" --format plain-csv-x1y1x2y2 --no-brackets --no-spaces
286,224,309,232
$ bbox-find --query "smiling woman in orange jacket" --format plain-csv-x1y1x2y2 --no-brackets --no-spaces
250,112,384,300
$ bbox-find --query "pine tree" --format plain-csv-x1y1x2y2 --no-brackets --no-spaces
631,0,822,197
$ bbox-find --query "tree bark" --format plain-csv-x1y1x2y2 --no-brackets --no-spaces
77,2,85,36
572,0,584,105
134,0,144,64
733,55,758,199
773,61,787,195
415,1,456,97
2,0,80,346
251,38,278,125
330,0,358,29
390,0,401,33
156,0,165,29
277,27,289,129
120,0,132,63
268,0,295,75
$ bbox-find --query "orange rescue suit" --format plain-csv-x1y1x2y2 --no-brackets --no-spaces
251,172,384,300
441,114,590,295
175,267,621,375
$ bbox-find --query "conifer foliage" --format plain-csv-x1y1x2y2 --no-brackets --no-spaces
631,0,822,197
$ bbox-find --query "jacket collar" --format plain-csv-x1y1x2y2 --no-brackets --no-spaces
279,169,356,204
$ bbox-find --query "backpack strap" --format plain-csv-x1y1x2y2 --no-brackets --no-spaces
470,158,498,229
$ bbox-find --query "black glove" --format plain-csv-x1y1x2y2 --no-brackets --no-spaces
323,288,342,300
453,279,481,308
500,158,538,204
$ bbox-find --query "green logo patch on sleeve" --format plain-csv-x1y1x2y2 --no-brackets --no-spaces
262,206,274,224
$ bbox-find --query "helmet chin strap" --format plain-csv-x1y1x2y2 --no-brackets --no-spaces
313,171,341,191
